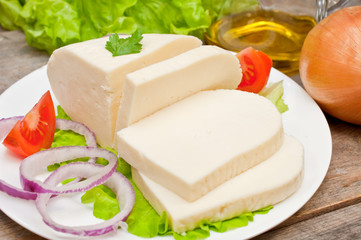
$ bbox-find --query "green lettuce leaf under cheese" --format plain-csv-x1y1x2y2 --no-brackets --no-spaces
126,180,168,237
259,80,289,113
172,206,273,239
56,105,71,120
0,0,258,53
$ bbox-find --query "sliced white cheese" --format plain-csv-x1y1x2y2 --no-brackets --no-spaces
116,90,284,202
132,135,304,233
114,46,242,133
47,34,202,147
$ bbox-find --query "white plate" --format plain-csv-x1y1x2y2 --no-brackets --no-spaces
0,66,332,240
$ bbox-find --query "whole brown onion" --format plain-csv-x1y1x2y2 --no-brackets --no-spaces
300,6,361,125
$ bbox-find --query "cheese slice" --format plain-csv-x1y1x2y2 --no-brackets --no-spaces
132,135,304,233
116,90,284,202
115,45,242,133
47,34,202,148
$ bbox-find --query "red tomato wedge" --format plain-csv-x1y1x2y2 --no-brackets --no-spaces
236,47,272,93
3,91,56,157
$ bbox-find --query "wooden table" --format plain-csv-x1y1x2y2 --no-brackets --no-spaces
1,27,360,240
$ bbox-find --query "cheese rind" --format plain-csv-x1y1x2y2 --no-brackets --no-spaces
47,34,202,147
115,46,242,133
116,90,283,201
132,135,304,233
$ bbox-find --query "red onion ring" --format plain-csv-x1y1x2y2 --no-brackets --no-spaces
1,116,135,236
36,162,135,237
20,146,118,194
0,116,38,199
0,116,101,199
0,179,37,200
55,119,98,163
55,119,97,148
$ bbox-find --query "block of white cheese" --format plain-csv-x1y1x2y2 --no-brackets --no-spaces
116,90,284,202
115,45,242,133
47,34,202,148
132,135,304,233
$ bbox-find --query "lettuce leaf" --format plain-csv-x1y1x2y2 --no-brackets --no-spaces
126,180,168,237
56,105,71,120
81,185,120,220
171,206,273,239
202,0,258,22
259,80,289,113
0,0,258,53
0,0,22,30
17,0,81,54
66,0,137,41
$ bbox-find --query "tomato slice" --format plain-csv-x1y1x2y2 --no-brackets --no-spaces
236,47,272,93
3,91,56,157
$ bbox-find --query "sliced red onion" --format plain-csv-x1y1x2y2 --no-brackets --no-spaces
55,119,98,163
36,162,135,237
0,179,37,200
0,116,37,199
0,116,100,199
55,119,97,148
1,115,136,236
20,146,117,194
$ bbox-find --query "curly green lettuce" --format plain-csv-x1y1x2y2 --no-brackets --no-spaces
0,0,258,53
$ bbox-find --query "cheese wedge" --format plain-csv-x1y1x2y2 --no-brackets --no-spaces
115,45,242,133
47,34,202,147
132,135,304,233
116,90,284,201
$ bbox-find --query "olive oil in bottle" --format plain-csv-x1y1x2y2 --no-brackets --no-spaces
205,9,316,75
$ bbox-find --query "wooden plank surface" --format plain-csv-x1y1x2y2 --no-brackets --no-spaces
0,27,49,92
1,27,360,240
257,202,361,239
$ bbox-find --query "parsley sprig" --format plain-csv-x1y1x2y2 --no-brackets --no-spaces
105,30,143,57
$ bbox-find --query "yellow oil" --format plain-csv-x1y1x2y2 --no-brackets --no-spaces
205,9,316,75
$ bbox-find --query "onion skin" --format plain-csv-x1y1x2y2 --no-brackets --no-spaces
300,6,361,125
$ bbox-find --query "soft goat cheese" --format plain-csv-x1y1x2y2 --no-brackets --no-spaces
115,45,242,133
116,90,284,202
132,135,304,233
47,34,202,148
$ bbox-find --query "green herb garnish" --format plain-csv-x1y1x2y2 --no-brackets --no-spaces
105,30,143,57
